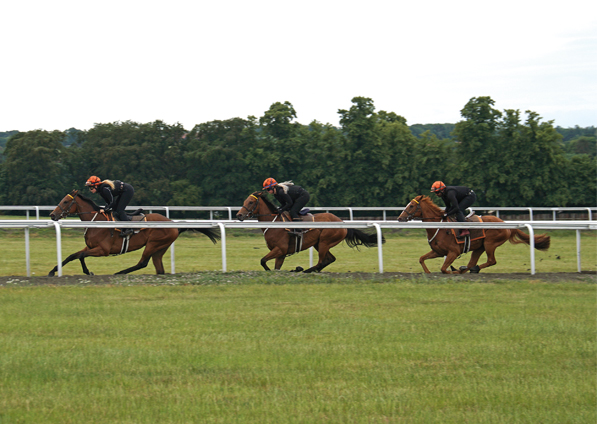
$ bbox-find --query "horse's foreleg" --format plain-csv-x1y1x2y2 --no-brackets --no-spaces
48,246,105,276
419,250,442,273
260,247,286,271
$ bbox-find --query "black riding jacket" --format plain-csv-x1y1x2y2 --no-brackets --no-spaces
97,180,126,209
272,184,308,211
439,186,473,216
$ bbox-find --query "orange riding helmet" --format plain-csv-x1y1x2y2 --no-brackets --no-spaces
430,181,446,193
85,176,102,187
263,178,277,189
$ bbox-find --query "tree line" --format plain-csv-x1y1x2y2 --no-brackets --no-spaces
0,96,595,209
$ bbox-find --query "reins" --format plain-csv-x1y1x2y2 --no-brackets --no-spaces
56,193,106,219
242,194,279,219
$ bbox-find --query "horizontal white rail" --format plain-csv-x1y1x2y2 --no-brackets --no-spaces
1,205,594,221
1,219,595,277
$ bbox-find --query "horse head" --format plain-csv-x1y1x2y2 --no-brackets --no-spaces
236,192,264,221
398,195,442,222
50,190,81,221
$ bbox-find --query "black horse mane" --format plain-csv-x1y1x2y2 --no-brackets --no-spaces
74,190,101,211
254,191,278,214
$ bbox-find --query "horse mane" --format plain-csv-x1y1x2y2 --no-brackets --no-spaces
417,195,444,215
254,191,278,213
74,190,101,211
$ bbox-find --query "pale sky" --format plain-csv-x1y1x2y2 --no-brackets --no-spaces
1,0,596,132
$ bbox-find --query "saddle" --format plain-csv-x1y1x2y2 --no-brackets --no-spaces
111,209,146,222
446,214,485,244
280,209,314,234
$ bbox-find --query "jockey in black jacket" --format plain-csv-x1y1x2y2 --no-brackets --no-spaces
263,178,310,221
85,176,135,236
431,181,477,238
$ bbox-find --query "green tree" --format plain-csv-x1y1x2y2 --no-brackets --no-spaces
184,117,257,205
1,130,67,204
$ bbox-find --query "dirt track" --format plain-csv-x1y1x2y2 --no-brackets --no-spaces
0,271,595,286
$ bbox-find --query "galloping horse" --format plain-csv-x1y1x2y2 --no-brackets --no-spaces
48,190,220,276
236,192,383,272
398,195,550,274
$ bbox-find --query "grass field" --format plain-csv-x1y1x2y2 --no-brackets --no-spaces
0,274,594,423
0,226,595,276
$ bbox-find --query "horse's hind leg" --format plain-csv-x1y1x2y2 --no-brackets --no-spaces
458,248,485,273
151,247,170,274
472,243,500,271
303,246,336,273
440,251,462,274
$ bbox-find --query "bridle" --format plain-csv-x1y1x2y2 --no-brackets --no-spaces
240,194,278,219
403,197,443,222
54,192,99,220
54,193,79,220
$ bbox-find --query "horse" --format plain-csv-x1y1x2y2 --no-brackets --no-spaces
236,191,384,272
397,195,550,274
48,190,220,276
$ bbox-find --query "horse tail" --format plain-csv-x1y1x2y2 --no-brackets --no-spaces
509,229,551,251
344,229,385,249
178,228,221,244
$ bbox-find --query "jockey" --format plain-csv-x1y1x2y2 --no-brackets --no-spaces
431,181,476,238
263,178,310,221
86,176,135,237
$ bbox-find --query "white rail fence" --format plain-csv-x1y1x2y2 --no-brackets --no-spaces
2,220,595,277
1,205,595,221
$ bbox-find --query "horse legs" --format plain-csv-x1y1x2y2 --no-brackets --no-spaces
470,244,499,271
419,250,442,273
440,251,463,274
260,247,287,271
303,246,336,273
457,248,486,274
151,247,169,274
48,246,106,276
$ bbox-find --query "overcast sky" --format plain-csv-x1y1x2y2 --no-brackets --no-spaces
1,0,596,132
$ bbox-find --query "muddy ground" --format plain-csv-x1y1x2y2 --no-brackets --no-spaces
1,271,595,286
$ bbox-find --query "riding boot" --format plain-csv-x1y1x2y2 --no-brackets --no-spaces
120,228,134,237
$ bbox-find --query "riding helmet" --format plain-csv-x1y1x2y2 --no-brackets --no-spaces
431,181,446,193
263,178,277,189
85,176,102,187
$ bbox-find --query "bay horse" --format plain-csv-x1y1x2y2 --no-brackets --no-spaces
48,190,220,276
236,192,383,272
398,195,550,274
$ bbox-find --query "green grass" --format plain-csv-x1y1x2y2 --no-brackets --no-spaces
0,227,595,276
0,276,594,423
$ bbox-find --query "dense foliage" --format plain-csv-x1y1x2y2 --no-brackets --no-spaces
0,96,595,207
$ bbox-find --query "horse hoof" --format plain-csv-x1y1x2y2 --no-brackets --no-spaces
470,266,480,273
450,266,458,272
459,266,468,272
89,272,95,276
48,272,55,277
290,266,304,273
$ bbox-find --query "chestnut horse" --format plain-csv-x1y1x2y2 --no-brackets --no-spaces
48,190,220,276
236,192,383,272
398,195,550,274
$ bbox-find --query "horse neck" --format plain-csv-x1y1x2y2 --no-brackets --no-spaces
256,201,276,221
75,196,104,221
421,200,443,221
